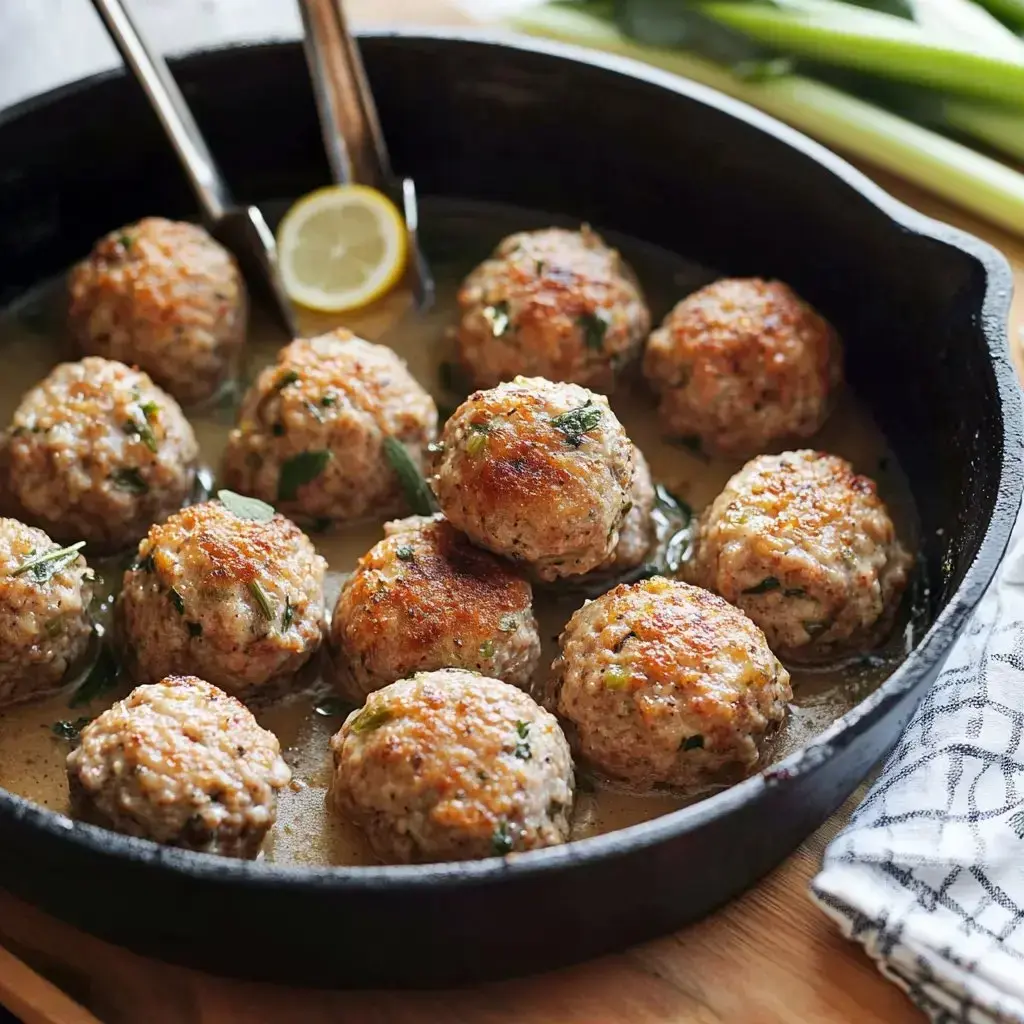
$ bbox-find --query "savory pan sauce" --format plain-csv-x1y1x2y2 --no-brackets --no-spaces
0,199,924,865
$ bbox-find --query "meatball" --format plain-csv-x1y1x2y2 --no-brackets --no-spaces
456,226,650,393
68,217,247,405
117,498,326,698
552,577,791,791
0,519,94,706
67,676,291,857
3,358,198,552
222,330,437,524
331,515,540,699
598,445,656,574
642,278,841,457
431,377,634,581
688,450,912,660
329,669,574,863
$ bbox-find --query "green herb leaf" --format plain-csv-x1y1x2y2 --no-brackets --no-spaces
577,309,611,351
321,393,338,408
187,621,203,638
742,577,781,595
466,432,488,457
282,596,294,631
168,587,185,615
514,739,532,760
480,639,495,659
217,489,275,523
123,417,158,453
275,369,300,391
69,645,119,708
383,437,439,517
139,400,160,422
534,259,546,276
681,734,705,751
278,450,331,502
351,704,393,734
315,696,354,717
51,717,92,741
551,401,602,448
118,234,133,249
11,541,86,583
132,552,155,574
491,819,514,856
110,467,149,494
604,665,631,690
483,301,511,338
515,720,530,739
396,545,415,562
248,580,274,620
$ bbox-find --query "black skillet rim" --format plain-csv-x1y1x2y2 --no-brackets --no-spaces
0,28,1020,892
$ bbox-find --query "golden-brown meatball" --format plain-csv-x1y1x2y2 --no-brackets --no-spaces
456,226,650,393
431,377,634,581
2,357,198,552
68,218,247,405
688,450,912,660
0,518,94,706
329,669,574,863
67,676,291,857
331,515,540,699
117,498,326,698
222,330,437,525
643,279,841,457
552,578,791,791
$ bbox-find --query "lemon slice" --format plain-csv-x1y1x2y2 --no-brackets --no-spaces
276,184,408,313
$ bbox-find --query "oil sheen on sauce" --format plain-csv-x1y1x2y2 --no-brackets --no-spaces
0,199,923,867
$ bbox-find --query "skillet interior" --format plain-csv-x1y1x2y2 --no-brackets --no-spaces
0,31,1018,987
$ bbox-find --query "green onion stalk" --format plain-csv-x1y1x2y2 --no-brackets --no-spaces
505,2,1024,236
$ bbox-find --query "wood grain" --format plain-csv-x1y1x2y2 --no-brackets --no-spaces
0,1,1022,1022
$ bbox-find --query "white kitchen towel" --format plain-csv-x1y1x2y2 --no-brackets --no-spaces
812,519,1024,1024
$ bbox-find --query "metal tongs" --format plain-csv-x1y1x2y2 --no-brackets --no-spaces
296,0,434,309
89,0,299,339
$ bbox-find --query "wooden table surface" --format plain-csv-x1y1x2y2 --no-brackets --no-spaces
1,2,1022,1022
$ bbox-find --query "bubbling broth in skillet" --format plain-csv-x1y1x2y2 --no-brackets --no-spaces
0,199,925,865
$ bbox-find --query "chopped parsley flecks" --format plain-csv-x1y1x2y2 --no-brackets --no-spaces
483,301,511,338
491,819,514,856
396,545,415,562
168,587,185,615
110,467,149,495
551,401,602,448
577,309,611,351
282,596,294,631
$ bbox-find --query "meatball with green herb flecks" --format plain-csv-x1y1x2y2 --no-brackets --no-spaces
643,278,841,457
67,675,291,858
222,330,437,526
1,357,198,552
456,226,650,393
430,376,634,581
68,218,247,406
330,514,540,699
687,450,912,660
0,518,95,707
552,578,791,792
329,668,574,864
117,497,326,698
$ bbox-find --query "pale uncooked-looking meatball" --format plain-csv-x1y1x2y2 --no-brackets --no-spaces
456,226,650,393
552,577,792,791
329,668,574,864
2,358,198,552
643,279,841,457
0,518,94,706
222,330,437,524
117,498,326,698
68,217,247,406
598,445,656,574
331,515,540,699
688,450,912,660
431,377,634,581
67,676,291,857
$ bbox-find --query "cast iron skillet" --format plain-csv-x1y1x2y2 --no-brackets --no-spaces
0,31,1020,988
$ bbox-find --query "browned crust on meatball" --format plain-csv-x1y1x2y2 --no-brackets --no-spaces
643,278,841,457
68,218,247,405
331,516,539,697
456,226,650,393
